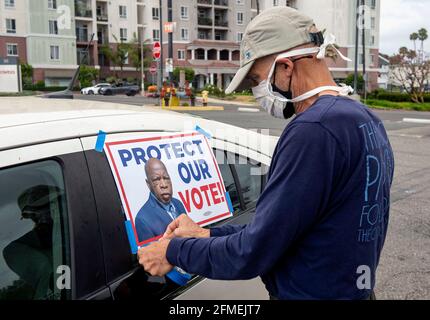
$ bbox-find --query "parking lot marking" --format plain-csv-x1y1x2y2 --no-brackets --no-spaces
403,118,430,125
238,107,260,113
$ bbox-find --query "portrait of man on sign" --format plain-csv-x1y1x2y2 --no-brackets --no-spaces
135,158,186,243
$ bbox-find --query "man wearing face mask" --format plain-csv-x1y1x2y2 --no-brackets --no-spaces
137,7,394,300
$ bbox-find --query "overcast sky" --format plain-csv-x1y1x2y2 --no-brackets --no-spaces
380,0,430,55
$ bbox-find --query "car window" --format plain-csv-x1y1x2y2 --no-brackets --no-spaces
215,150,241,213
227,153,263,207
0,160,70,300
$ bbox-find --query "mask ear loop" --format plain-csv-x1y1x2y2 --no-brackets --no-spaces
272,55,314,94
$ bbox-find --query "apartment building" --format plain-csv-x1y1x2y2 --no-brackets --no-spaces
142,0,252,89
0,0,78,86
0,0,381,90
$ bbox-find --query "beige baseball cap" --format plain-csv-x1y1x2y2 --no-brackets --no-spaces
225,7,317,94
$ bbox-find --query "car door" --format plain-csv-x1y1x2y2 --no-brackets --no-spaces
0,139,108,300
80,132,270,300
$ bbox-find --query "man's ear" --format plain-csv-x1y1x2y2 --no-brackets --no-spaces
146,179,151,190
276,58,294,77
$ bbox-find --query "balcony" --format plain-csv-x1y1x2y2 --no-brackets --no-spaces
97,14,108,22
197,0,212,5
198,29,212,40
97,35,108,45
75,0,92,18
198,17,212,26
76,29,89,42
214,19,228,27
214,0,228,6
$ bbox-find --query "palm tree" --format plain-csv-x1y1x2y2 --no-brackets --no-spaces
410,32,418,54
418,28,428,62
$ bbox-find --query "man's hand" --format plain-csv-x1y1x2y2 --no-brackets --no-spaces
163,214,210,239
137,239,173,277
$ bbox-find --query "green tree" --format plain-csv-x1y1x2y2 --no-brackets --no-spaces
410,32,418,53
100,34,131,79
128,33,153,74
418,28,428,62
390,45,430,103
20,63,33,87
173,67,195,84
345,73,364,92
78,65,99,88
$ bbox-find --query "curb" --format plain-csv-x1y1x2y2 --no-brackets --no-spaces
160,106,225,111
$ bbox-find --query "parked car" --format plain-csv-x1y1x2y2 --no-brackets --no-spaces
80,83,111,95
99,83,140,96
0,97,278,300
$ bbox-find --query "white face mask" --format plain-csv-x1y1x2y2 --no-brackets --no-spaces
252,34,354,119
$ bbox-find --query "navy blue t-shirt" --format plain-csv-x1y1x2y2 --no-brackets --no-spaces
166,95,395,300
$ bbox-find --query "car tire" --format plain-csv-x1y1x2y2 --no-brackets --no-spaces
127,91,136,97
88,90,94,95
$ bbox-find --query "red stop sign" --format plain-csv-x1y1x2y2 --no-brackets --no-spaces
153,41,161,60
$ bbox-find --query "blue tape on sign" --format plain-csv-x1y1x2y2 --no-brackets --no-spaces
195,125,212,139
125,221,138,254
167,268,192,286
225,191,234,213
95,130,107,152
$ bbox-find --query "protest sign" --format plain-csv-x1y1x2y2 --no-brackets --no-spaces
104,132,232,247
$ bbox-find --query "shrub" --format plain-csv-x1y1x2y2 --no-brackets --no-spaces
106,76,117,84
35,80,46,90
367,89,430,102
79,65,99,88
203,84,225,98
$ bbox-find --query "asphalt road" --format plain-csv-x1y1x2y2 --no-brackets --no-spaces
77,94,430,300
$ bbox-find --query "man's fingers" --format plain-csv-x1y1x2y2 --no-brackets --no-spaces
164,219,179,238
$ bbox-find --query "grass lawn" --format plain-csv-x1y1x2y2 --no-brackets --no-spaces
363,99,430,112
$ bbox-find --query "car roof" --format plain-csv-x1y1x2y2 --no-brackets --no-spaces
0,97,278,156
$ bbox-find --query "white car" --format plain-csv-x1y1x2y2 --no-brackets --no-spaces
80,83,111,95
0,97,278,300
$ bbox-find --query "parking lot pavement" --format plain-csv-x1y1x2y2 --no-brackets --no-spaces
375,124,430,300
76,94,430,299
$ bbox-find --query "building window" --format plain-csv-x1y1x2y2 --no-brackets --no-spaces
5,0,14,8
237,12,244,25
119,5,127,18
50,45,60,60
120,28,127,41
152,7,159,20
180,6,188,20
273,0,279,5
237,32,243,42
371,35,375,46
48,0,57,9
177,49,185,60
6,18,16,33
152,29,160,41
371,17,375,29
49,20,58,35
371,0,376,9
180,28,189,40
236,0,244,4
370,54,375,66
6,43,17,56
